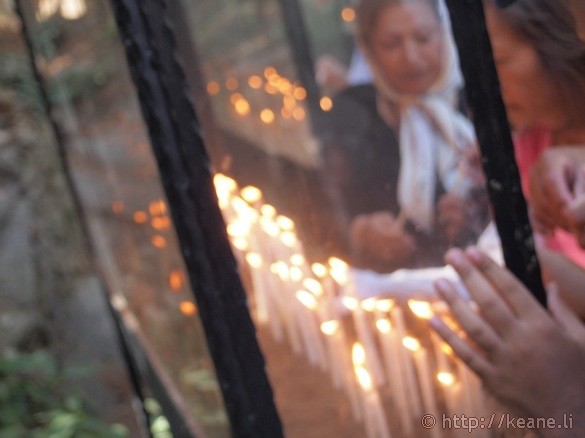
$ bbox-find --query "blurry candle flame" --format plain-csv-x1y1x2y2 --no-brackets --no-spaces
226,77,239,91
293,86,307,100
376,319,392,334
321,320,339,336
241,186,263,203
341,7,356,22
230,93,243,104
207,81,220,95
112,200,124,214
232,238,249,251
283,95,296,109
169,270,183,291
355,367,373,392
37,0,60,21
260,218,279,237
437,372,456,387
280,231,297,248
296,290,318,310
149,200,167,216
260,109,275,124
234,99,251,116
227,221,250,238
246,253,263,269
289,266,303,282
328,257,348,271
361,298,377,312
276,215,294,230
264,84,278,95
330,267,348,285
342,296,359,311
133,211,148,224
292,107,306,121
151,216,171,231
179,301,197,316
264,66,277,78
375,299,395,312
151,235,167,249
290,254,305,266
261,204,277,218
60,0,86,20
408,300,434,320
441,343,454,356
302,278,323,297
320,96,333,111
272,262,289,281
403,336,421,352
311,263,328,279
248,75,263,89
352,342,366,366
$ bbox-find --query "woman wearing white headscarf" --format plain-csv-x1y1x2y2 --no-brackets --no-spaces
320,0,487,272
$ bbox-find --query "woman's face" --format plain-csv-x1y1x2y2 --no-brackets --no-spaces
485,4,566,131
369,1,443,95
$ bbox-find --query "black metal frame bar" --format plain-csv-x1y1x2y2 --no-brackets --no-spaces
445,0,546,305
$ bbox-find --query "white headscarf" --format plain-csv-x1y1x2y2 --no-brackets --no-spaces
359,0,477,233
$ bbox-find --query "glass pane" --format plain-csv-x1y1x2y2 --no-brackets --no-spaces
19,1,229,435
178,0,500,436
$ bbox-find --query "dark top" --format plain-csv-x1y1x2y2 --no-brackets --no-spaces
317,84,483,272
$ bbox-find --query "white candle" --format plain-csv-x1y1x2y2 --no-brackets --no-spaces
355,366,392,438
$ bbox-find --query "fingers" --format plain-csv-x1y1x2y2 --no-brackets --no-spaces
547,283,585,342
429,316,493,378
444,248,517,335
464,247,549,320
435,278,502,354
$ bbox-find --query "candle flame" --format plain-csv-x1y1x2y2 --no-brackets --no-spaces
151,216,171,231
375,299,395,312
169,270,183,291
403,336,421,352
227,221,250,238
289,266,303,282
272,262,289,281
234,98,251,116
293,86,307,100
437,372,456,387
60,0,87,20
246,253,263,269
248,75,263,89
408,300,434,320
151,235,167,249
360,298,377,312
112,200,124,214
276,215,295,231
376,319,392,334
290,254,305,266
441,343,454,356
342,296,359,311
352,342,366,366
207,81,220,95
260,217,280,237
260,109,275,124
232,237,249,251
264,66,277,78
311,263,328,279
179,301,197,316
226,77,239,91
292,107,306,121
355,367,373,391
328,257,348,271
330,267,348,285
241,186,262,203
280,231,297,248
302,278,323,297
320,96,333,112
320,320,339,335
133,211,148,224
260,204,276,218
149,199,167,216
341,7,356,22
296,290,318,310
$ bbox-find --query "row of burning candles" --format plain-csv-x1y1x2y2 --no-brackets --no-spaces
214,173,493,438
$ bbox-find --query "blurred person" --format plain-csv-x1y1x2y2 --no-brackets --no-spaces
319,0,486,273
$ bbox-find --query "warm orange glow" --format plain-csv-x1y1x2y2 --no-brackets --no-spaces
232,237,249,251
234,99,250,116
246,253,263,268
151,216,171,231
441,342,454,356
149,200,167,216
260,218,280,237
292,107,306,121
179,301,197,316
277,79,293,94
207,81,220,95
260,109,275,124
296,290,318,310
376,319,392,334
328,257,348,271
355,367,373,391
273,262,290,281
227,221,250,238
112,200,124,214
403,336,421,352
169,270,183,291
342,296,359,311
437,372,456,387
248,75,263,89
283,95,296,109
226,77,239,91
360,298,377,312
289,266,303,282
61,0,87,20
293,86,307,100
261,204,276,218
302,278,323,297
151,235,167,249
321,320,339,336
375,299,395,312
276,215,294,230
264,84,278,95
241,186,263,203
320,96,333,111
352,342,366,366
280,108,292,119
264,66,277,78
230,93,243,104
408,300,434,320
311,263,328,279
133,211,148,224
341,7,356,22
280,231,297,248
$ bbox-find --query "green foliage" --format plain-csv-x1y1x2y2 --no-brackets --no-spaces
0,350,128,437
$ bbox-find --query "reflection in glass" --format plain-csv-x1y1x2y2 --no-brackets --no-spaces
20,1,229,435
180,0,499,436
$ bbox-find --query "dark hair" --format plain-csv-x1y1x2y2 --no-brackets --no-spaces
488,0,585,122
356,0,440,47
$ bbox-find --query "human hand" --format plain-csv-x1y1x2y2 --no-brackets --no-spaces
431,247,585,435
349,211,417,265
